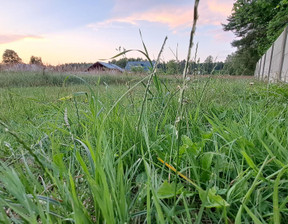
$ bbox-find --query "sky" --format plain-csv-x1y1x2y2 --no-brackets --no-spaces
0,0,236,65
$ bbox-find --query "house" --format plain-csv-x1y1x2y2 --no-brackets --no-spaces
125,61,155,72
87,61,124,72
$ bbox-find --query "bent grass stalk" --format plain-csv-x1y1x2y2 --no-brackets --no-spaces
135,36,168,139
157,157,201,191
173,0,200,209
102,33,168,128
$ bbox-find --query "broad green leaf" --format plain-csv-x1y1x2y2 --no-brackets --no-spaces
181,135,201,157
200,152,214,181
182,135,193,146
157,181,183,199
201,152,214,170
199,187,229,208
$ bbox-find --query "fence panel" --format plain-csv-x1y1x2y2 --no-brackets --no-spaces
281,34,288,82
255,26,288,82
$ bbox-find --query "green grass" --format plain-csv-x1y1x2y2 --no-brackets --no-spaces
0,71,147,88
0,73,288,223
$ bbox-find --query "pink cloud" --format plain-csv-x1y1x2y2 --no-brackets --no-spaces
87,18,137,30
207,0,233,17
214,32,234,42
207,28,235,42
88,1,233,31
0,34,43,44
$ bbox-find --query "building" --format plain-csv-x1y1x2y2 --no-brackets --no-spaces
125,61,155,72
87,61,124,72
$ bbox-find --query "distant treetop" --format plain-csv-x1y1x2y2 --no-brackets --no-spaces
29,56,43,66
2,49,22,64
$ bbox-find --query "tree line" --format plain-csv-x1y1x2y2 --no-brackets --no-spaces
1,49,226,75
1,49,43,66
110,56,224,75
223,0,288,75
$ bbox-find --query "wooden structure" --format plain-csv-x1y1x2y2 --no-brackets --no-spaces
87,62,124,72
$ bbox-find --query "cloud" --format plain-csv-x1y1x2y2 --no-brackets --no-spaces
205,27,235,43
207,0,233,16
0,34,44,44
213,31,234,43
87,18,137,31
88,1,232,31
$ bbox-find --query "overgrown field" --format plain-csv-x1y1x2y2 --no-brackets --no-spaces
0,71,142,88
0,73,288,223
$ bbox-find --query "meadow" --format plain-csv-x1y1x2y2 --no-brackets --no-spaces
0,71,288,223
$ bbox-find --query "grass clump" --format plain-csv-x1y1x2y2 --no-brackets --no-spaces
0,71,147,88
1,76,288,223
1,0,288,222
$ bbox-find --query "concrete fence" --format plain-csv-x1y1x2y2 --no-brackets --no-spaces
254,26,288,82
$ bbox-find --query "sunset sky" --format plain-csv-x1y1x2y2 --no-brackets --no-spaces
0,0,235,65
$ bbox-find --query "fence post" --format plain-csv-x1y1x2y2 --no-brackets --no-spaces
258,57,262,80
267,43,274,82
261,53,266,80
278,26,288,81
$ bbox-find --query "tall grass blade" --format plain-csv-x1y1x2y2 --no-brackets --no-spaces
235,156,270,223
243,204,263,224
273,166,288,224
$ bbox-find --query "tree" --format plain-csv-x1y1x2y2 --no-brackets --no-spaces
166,60,180,75
223,0,288,75
223,53,243,75
223,0,279,54
223,50,258,76
267,0,288,43
111,58,127,68
2,49,22,64
203,55,214,74
29,56,43,66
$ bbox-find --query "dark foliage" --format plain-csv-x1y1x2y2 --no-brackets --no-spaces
223,0,288,75
2,49,22,64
